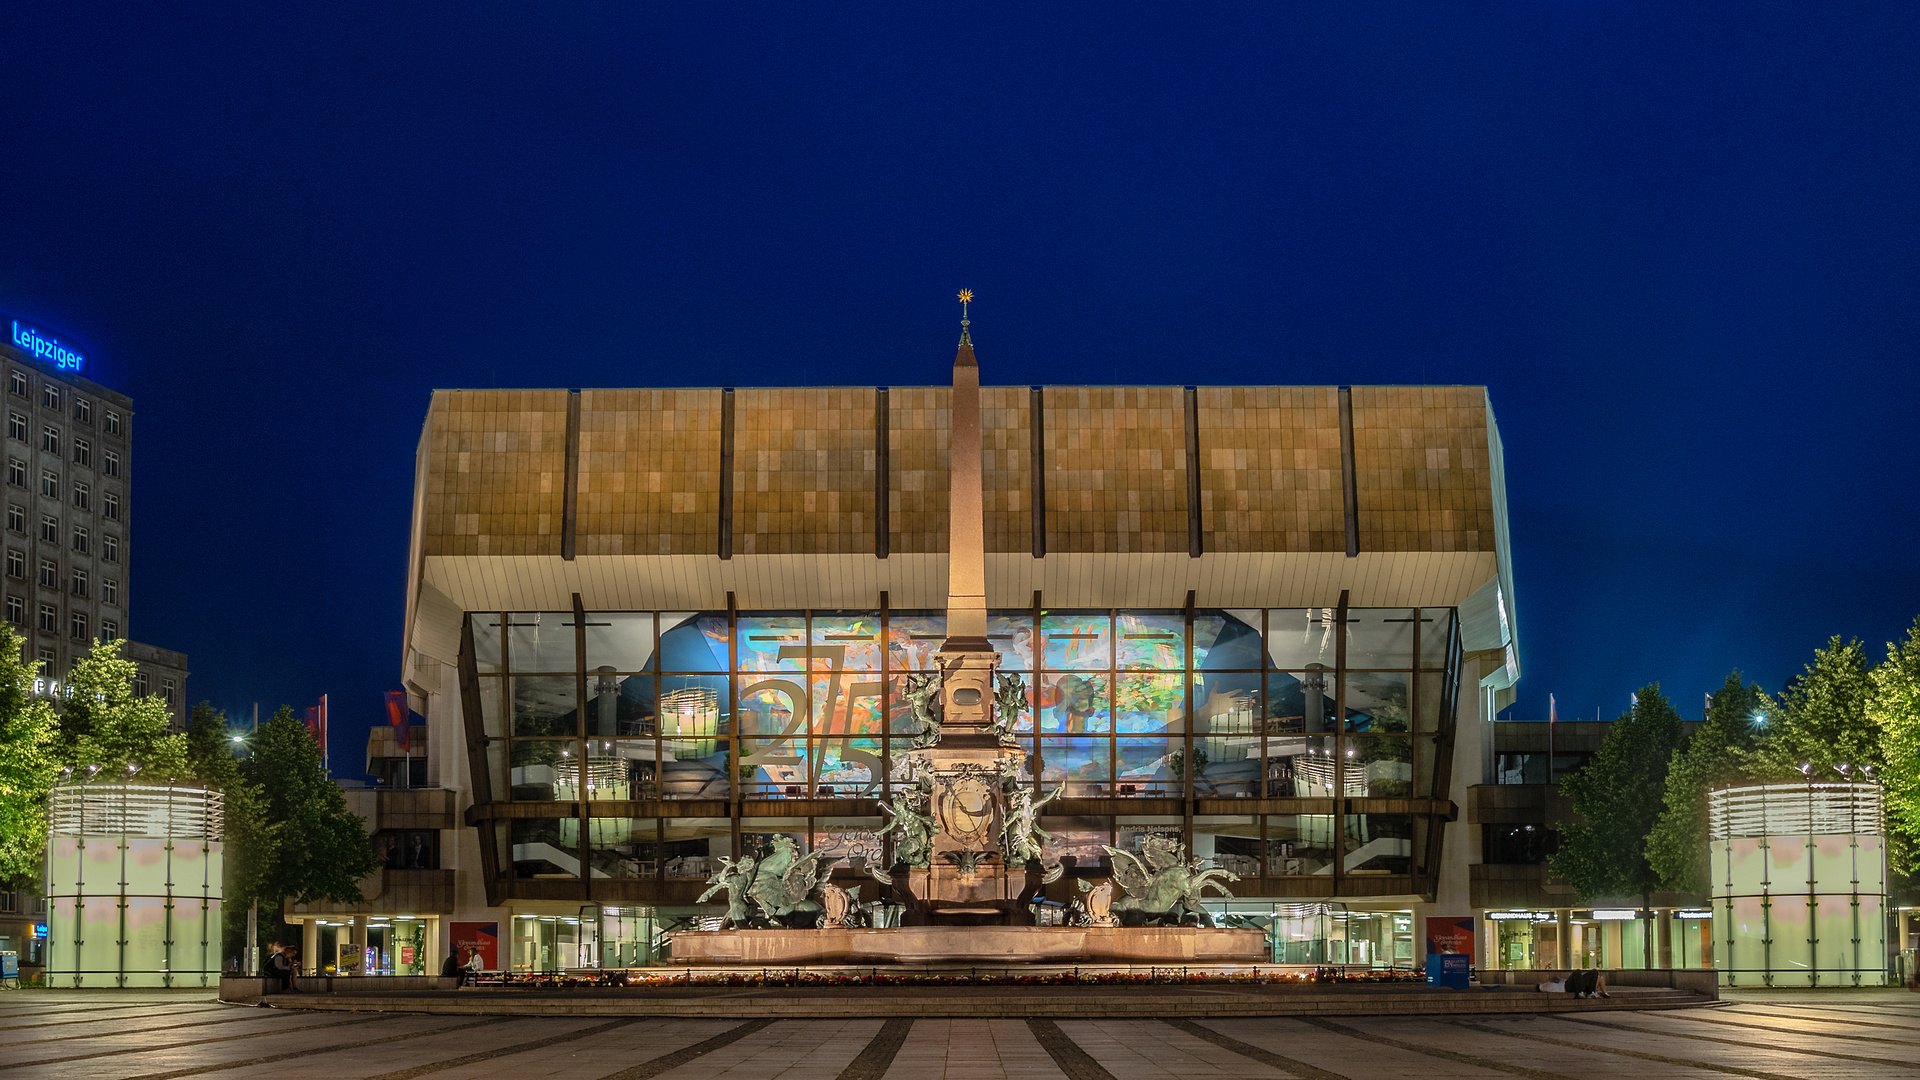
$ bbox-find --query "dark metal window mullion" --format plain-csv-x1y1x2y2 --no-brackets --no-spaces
654,611,664,886
728,594,741,862
1334,593,1349,894
573,594,589,894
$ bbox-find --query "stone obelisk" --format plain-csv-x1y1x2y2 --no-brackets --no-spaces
933,290,999,749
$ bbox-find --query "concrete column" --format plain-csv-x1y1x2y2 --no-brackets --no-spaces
300,920,318,976
1656,909,1674,969
1556,909,1572,969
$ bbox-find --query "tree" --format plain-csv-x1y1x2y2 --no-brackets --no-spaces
0,626,60,889
64,639,187,779
1749,636,1879,782
1550,684,1685,968
1647,672,1766,895
1870,617,1920,876
183,703,273,957
239,708,376,913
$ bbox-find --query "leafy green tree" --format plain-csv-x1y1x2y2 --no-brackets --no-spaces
239,708,375,915
1750,636,1879,781
0,626,60,889
184,703,274,956
1870,617,1920,876
65,639,187,779
1648,672,1767,895
1551,684,1685,967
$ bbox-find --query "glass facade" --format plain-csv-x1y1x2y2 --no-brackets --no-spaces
463,606,1460,903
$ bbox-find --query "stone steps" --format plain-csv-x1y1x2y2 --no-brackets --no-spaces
244,986,1712,1018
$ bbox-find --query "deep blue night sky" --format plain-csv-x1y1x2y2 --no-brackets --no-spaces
3,3,1916,774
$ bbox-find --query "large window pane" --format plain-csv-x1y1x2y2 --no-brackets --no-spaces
1346,813,1415,874
813,738,880,797
811,817,887,868
1115,612,1185,669
583,739,662,799
507,612,576,672
659,613,728,672
477,676,504,738
736,614,805,672
1193,675,1261,797
485,740,509,802
1115,736,1178,795
1345,608,1416,669
509,818,576,878
1037,672,1110,733
511,676,577,736
987,612,1037,670
1268,814,1336,875
740,737,809,798
887,613,946,670
739,678,806,737
509,739,578,800
1268,669,1335,735
1041,612,1110,671
1115,673,1184,733
471,613,504,672
811,671,885,739
1196,610,1264,671
584,671,654,737
1343,672,1411,733
590,819,659,878
1418,609,1456,669
663,818,731,879
1041,736,1110,796
1267,608,1336,670
740,820,809,865
1352,735,1413,796
1193,816,1261,878
585,612,656,672
662,738,732,800
1038,815,1111,866
1114,816,1181,855
1415,671,1446,732
810,611,882,670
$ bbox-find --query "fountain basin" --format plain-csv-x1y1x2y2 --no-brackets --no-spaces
669,925,1266,965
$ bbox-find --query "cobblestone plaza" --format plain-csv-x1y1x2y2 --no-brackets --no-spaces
2,991,1916,1080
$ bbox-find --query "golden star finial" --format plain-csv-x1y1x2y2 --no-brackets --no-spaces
957,289,973,304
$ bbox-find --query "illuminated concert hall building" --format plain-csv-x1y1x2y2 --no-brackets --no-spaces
370,325,1523,973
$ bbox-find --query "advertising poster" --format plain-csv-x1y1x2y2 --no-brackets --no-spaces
450,921,499,970
1424,915,1475,960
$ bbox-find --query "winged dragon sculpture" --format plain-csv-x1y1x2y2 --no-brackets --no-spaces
1101,835,1239,927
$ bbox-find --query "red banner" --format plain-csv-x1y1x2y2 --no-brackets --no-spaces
303,695,330,769
385,691,410,752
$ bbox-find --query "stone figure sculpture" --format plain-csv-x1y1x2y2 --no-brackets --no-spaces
902,672,943,748
879,777,940,869
1076,878,1118,927
999,782,1062,864
991,671,1027,746
1102,835,1239,926
697,854,758,928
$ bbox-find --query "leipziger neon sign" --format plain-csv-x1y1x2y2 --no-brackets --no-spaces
10,320,85,371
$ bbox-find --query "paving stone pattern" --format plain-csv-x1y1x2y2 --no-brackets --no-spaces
1,990,1916,1080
